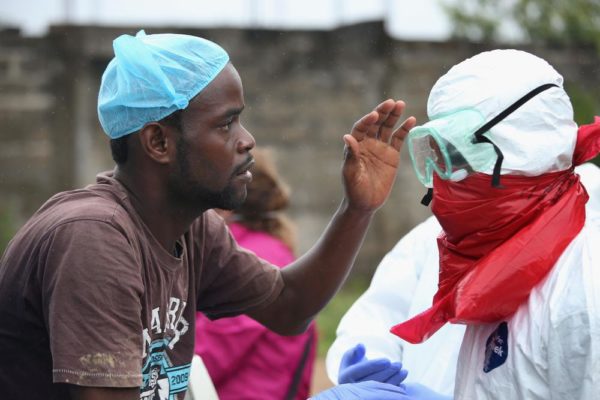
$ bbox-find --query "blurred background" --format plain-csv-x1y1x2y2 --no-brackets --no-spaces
1,0,599,394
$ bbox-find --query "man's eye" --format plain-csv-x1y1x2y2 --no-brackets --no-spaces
221,118,234,130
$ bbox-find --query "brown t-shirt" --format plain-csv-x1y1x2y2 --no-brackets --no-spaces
0,171,284,400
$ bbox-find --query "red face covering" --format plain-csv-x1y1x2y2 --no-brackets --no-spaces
391,118,600,344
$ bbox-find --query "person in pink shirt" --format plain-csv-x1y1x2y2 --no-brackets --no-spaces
195,148,317,400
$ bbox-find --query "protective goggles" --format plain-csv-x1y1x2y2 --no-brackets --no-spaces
407,109,495,188
407,83,558,189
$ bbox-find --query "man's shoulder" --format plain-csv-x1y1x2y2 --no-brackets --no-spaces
24,184,137,244
45,170,133,222
189,209,226,235
46,187,129,223
3,185,139,270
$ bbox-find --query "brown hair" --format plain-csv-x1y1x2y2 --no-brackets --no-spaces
232,147,297,254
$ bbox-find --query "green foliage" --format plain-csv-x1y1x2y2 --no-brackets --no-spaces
513,0,600,50
442,0,511,42
444,0,600,52
566,82,600,126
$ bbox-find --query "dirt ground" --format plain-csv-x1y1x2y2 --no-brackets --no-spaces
310,357,335,396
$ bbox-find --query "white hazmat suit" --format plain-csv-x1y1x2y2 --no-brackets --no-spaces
327,49,600,400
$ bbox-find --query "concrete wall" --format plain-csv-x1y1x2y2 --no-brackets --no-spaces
1,22,599,277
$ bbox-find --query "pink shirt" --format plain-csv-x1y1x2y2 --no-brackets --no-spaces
195,223,317,400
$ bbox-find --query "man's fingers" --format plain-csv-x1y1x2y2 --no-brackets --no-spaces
366,99,395,138
390,116,417,151
350,100,414,150
380,101,407,143
343,134,360,159
351,111,379,142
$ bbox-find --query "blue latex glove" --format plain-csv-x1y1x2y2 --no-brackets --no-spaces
402,383,453,400
338,343,409,386
310,381,408,400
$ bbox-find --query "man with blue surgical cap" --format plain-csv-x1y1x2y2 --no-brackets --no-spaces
0,30,416,399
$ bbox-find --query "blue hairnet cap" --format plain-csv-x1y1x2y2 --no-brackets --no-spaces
98,30,230,139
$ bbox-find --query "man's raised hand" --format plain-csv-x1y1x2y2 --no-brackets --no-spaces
342,99,416,212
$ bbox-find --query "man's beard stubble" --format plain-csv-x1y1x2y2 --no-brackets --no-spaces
167,138,246,212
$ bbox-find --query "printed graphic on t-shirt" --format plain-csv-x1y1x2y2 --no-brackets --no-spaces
483,321,509,373
140,340,191,400
140,297,191,400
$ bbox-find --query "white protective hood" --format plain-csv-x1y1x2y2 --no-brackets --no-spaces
427,49,578,176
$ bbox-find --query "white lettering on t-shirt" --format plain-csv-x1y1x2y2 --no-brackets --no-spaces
142,328,152,358
151,307,162,334
165,297,180,331
142,298,189,356
168,301,189,349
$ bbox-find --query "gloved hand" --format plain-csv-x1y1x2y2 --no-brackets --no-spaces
310,380,408,400
338,343,408,386
403,383,453,400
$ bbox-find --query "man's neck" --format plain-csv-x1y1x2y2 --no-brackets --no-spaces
114,167,204,254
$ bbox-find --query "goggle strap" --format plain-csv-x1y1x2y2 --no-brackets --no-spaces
491,144,504,187
421,188,434,206
473,83,558,139
475,135,505,187
472,83,558,188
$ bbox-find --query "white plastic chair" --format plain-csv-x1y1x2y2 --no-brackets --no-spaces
184,355,220,400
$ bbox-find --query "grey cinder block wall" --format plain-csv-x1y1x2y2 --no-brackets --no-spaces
1,22,598,278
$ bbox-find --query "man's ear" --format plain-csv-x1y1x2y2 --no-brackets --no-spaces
137,123,176,164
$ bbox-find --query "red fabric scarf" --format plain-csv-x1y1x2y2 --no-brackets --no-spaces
391,118,600,344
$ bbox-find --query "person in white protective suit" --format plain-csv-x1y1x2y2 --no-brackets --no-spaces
326,164,600,397
326,215,462,397
325,49,600,400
